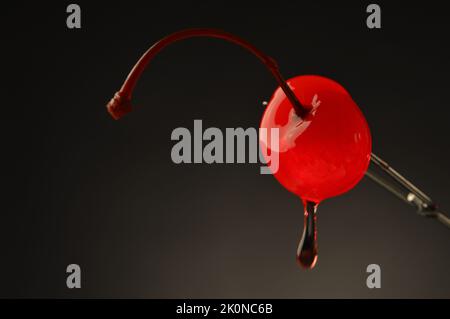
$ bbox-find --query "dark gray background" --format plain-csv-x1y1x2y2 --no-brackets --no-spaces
1,1,449,298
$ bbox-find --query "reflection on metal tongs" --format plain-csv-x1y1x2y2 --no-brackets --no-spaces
366,153,450,228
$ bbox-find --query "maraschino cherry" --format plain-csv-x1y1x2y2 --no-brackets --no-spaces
260,75,371,268
106,28,372,270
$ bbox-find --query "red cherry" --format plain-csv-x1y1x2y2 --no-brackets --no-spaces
260,75,372,203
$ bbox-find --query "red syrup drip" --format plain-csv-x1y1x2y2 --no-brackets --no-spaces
297,200,318,269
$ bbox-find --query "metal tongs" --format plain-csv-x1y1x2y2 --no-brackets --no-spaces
366,153,450,228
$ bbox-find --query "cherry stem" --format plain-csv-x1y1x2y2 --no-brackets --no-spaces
107,28,308,120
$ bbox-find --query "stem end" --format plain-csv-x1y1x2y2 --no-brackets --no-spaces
107,92,133,120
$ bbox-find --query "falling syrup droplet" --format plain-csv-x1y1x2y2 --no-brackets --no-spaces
296,200,319,269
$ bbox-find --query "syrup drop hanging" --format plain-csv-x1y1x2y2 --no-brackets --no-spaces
297,201,318,269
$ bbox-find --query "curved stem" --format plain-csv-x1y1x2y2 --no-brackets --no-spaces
107,28,308,120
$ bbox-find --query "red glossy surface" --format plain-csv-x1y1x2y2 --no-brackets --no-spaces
260,75,372,203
